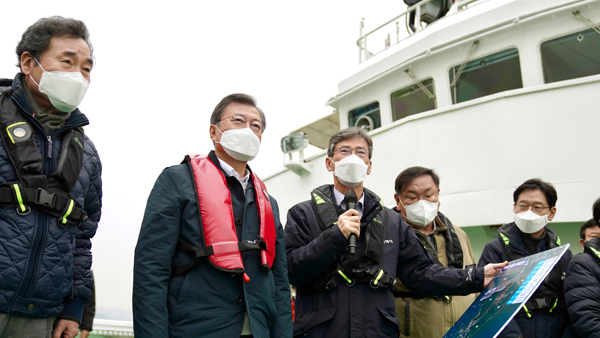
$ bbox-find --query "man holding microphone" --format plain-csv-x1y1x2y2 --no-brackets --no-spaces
285,127,506,337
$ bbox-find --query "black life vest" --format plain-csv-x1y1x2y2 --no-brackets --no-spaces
498,223,566,317
393,211,466,302
172,154,277,282
296,185,396,294
0,85,87,226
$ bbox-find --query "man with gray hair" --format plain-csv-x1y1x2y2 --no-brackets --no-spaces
285,127,506,337
133,94,292,338
0,16,101,338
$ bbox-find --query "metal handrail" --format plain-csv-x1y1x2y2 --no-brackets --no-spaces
357,0,482,63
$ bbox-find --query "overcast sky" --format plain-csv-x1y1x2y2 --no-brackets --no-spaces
2,0,405,320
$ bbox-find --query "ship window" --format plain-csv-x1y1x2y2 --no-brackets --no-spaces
449,48,523,104
391,78,436,121
541,29,600,83
348,102,381,132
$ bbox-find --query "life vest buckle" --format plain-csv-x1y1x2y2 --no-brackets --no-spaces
36,188,55,208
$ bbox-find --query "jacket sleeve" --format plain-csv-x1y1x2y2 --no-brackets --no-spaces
133,168,182,338
285,203,348,287
478,240,523,338
270,198,293,338
80,272,96,331
478,240,505,267
60,148,102,323
564,254,600,338
396,215,484,296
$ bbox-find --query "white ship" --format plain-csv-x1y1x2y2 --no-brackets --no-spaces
264,0,600,257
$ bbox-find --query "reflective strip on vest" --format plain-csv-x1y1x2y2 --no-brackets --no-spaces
523,304,532,318
60,199,75,225
337,270,352,284
12,184,26,212
373,269,384,285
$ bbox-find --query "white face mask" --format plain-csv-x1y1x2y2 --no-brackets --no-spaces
30,58,89,112
332,155,369,188
514,210,549,234
401,199,438,227
215,126,261,162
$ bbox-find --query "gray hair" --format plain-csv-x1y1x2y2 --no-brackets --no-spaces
327,127,373,159
16,16,93,69
210,93,266,132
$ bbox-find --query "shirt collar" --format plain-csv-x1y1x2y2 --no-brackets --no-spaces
217,158,250,184
333,188,365,217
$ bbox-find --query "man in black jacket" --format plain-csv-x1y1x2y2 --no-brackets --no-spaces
479,178,572,338
564,198,600,338
285,127,506,338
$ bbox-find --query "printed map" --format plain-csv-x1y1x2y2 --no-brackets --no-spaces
443,244,570,338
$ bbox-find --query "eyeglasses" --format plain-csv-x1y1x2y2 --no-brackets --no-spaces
218,114,263,134
515,203,550,214
333,146,369,159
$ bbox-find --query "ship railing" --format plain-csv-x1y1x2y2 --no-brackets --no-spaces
357,0,482,63
87,319,134,337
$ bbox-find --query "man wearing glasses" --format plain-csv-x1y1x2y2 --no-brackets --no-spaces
392,166,478,338
285,127,506,337
479,178,572,338
133,94,292,338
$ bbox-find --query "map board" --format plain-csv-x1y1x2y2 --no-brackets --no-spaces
443,244,570,338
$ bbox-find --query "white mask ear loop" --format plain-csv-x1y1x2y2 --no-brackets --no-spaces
29,57,46,87
212,125,224,144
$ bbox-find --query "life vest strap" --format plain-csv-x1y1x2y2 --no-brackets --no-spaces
172,238,267,276
297,265,396,295
0,183,87,226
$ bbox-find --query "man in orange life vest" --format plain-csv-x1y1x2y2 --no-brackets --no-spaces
133,94,293,338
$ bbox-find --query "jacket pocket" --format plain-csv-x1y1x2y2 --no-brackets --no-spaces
293,306,336,336
168,271,193,325
378,306,401,336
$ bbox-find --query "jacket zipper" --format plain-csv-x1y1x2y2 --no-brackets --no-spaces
10,99,86,299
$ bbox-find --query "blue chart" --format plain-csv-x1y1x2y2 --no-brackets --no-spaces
443,244,570,338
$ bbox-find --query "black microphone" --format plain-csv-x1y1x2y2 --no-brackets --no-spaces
344,189,358,255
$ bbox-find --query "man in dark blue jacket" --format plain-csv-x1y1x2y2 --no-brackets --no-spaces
285,127,506,338
133,94,292,338
479,178,572,338
564,198,600,338
0,17,101,338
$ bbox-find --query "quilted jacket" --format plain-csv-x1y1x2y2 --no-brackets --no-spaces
0,74,101,321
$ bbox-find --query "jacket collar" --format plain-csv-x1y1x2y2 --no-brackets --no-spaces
10,73,89,131
584,237,600,263
501,222,553,256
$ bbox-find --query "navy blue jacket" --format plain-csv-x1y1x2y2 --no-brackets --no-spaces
479,223,572,338
0,75,101,321
133,151,292,338
564,237,600,338
285,185,484,338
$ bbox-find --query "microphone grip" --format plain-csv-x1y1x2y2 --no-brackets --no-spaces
349,234,357,255
347,201,357,255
